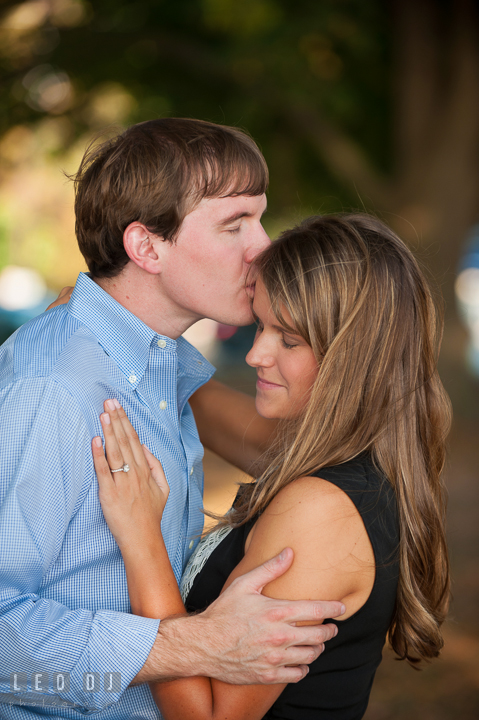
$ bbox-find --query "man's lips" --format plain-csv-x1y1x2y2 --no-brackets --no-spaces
245,282,256,299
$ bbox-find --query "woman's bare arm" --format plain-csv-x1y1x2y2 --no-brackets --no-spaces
93,402,349,720
130,475,371,720
189,379,279,473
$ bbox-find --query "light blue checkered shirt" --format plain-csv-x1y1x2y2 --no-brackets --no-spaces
0,272,215,718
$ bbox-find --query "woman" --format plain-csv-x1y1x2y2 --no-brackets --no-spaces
92,214,451,720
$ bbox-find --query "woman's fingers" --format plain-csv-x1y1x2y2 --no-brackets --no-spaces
100,403,132,472
143,444,169,498
94,405,170,545
99,400,166,503
110,400,146,468
92,436,115,494
46,286,74,311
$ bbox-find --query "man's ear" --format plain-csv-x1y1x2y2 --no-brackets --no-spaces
123,222,164,274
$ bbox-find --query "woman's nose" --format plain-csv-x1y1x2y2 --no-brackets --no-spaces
246,331,275,368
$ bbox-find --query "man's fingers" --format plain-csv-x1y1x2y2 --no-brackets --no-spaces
230,550,345,622
233,548,295,594
277,599,346,626
261,664,310,684
267,643,324,667
290,621,339,647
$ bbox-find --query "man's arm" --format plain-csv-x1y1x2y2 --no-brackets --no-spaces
133,551,341,686
189,379,279,474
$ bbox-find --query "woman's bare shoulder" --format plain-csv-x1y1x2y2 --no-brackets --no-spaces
233,475,375,618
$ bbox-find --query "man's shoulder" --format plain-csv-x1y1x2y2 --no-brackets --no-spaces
0,307,113,443
0,306,95,387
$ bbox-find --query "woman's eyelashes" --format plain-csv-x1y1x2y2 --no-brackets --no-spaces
281,336,298,350
255,321,298,350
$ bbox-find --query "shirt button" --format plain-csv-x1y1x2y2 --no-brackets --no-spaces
189,540,194,550
129,374,137,384
159,400,167,410
190,467,194,476
157,339,167,348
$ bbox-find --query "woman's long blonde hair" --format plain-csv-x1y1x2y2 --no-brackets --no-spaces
221,214,451,666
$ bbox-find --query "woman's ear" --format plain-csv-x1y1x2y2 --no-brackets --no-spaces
123,222,163,274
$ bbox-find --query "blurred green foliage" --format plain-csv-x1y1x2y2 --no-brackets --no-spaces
0,0,390,220
1,0,479,298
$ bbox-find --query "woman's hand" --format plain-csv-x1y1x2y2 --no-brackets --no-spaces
46,286,73,310
92,399,169,553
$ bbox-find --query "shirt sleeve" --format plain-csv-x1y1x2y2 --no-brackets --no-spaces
0,378,160,713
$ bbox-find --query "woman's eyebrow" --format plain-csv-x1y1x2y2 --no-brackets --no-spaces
252,308,298,335
273,323,299,335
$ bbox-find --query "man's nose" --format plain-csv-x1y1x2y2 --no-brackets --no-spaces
244,227,271,264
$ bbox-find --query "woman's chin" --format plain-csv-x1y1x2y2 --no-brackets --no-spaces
255,398,283,420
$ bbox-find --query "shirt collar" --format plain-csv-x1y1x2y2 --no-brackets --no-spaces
67,272,215,386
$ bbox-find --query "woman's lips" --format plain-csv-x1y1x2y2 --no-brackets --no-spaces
256,376,284,390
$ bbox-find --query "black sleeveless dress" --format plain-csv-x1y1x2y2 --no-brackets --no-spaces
180,455,400,720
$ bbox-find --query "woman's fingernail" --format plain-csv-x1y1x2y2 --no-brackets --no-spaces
106,399,115,411
100,412,111,425
113,399,121,409
93,436,102,448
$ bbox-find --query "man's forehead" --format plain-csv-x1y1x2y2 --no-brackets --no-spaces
193,193,267,220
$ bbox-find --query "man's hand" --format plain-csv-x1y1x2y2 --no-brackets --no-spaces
134,548,345,685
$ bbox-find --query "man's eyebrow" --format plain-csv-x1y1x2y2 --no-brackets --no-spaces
217,205,268,227
217,211,252,227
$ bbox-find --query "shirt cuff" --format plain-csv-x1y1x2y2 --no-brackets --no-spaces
67,610,160,712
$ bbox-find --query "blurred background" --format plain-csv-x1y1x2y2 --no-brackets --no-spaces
0,0,478,716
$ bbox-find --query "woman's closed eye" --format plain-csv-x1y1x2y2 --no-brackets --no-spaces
281,336,298,350
254,319,299,348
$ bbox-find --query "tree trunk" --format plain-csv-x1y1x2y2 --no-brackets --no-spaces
284,0,479,307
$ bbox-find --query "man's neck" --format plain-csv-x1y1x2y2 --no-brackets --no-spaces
94,267,198,340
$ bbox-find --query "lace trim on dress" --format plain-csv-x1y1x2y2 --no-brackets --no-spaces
180,524,234,602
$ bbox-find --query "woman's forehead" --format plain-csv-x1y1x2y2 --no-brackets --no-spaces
252,279,296,330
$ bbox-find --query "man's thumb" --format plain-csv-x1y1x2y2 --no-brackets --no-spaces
239,547,294,594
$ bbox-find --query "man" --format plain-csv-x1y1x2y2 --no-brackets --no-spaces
0,119,343,718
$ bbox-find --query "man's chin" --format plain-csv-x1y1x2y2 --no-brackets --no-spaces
230,310,255,327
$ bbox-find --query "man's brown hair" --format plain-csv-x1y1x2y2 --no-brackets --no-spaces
74,118,269,278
